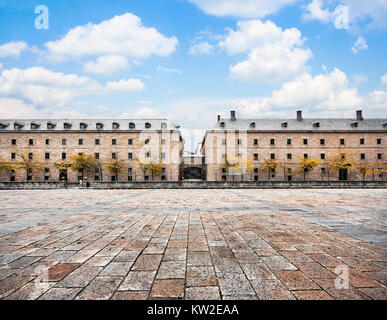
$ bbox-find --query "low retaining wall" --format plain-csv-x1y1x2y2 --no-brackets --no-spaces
0,181,386,189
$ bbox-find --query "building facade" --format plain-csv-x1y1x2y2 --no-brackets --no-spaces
201,110,387,182
0,119,184,182
0,110,386,183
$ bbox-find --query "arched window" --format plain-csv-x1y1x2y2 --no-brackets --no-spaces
129,122,136,129
145,122,151,129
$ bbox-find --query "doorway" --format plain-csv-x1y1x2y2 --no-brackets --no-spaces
339,169,348,181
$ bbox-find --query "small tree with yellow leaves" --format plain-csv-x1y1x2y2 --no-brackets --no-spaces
103,159,126,182
260,158,279,181
298,157,321,181
70,153,95,180
16,152,45,181
328,150,355,181
135,158,163,181
0,158,18,181
55,160,71,181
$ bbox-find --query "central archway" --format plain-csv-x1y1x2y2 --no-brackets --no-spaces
183,167,204,180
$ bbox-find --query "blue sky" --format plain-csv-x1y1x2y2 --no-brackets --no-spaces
0,0,386,150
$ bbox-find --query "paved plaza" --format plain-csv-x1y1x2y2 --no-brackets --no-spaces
0,189,386,300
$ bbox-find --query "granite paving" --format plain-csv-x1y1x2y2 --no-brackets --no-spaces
0,189,386,300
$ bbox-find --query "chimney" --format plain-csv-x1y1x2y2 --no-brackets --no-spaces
356,110,363,121
296,110,303,121
217,115,220,122
230,110,236,121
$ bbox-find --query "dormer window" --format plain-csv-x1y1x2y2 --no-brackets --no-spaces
145,122,151,129
14,122,24,130
31,122,40,129
47,122,56,129
0,122,10,129
351,122,358,128
80,123,88,129
129,122,136,129
281,122,288,128
250,122,256,128
219,122,225,128
96,123,104,130
382,122,387,128
161,123,167,129
112,122,120,129
313,122,320,128
64,122,72,129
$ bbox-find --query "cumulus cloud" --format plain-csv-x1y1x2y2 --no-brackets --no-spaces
351,37,368,54
188,0,297,18
0,67,145,108
368,90,387,110
45,13,178,60
381,74,387,86
220,20,312,82
0,41,28,58
84,55,129,74
188,41,215,55
303,0,387,30
157,65,182,74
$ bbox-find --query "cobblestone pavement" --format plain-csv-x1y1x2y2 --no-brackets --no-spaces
0,189,386,300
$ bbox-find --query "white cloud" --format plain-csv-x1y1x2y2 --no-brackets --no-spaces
188,41,215,55
189,0,297,18
303,0,387,30
351,37,368,54
45,13,178,60
220,20,312,82
0,41,28,58
157,65,182,74
117,107,160,119
368,90,387,110
0,67,145,108
84,55,129,74
104,78,145,92
381,74,387,86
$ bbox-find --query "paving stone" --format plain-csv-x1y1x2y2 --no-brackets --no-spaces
76,277,121,300
149,279,185,299
100,262,133,277
293,262,336,279
241,263,276,280
6,281,56,300
187,251,212,266
112,291,149,300
8,256,44,269
164,248,187,261
157,260,186,279
313,278,371,300
292,290,334,300
274,271,320,290
95,247,122,257
262,256,297,271
85,255,114,267
250,279,296,300
185,287,220,300
217,273,256,297
47,263,80,281
112,250,141,262
57,265,102,288
187,266,217,287
0,274,34,299
119,271,156,291
131,254,162,271
307,253,343,268
358,287,387,300
38,287,82,300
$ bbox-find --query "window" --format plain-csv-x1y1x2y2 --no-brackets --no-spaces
287,153,292,160
45,153,50,160
145,122,151,129
237,139,242,145
222,153,226,159
161,153,166,160
95,175,99,181
287,139,292,145
161,175,166,180
112,153,117,159
128,168,133,173
321,168,326,174
11,153,16,159
378,153,382,160
222,168,226,173
62,153,66,160
254,168,259,173
44,168,49,173
377,138,382,145
95,153,99,160
222,175,226,181
28,153,33,160
320,153,325,160
11,139,16,145
219,122,225,128
128,176,133,181
271,153,275,159
303,139,308,145
254,139,258,145
254,153,258,160
145,139,150,144
161,123,167,129
45,139,50,145
222,139,226,145
270,139,275,145
144,175,149,181
320,139,325,145
129,122,135,129
145,152,150,158
112,122,120,129
360,153,365,160
250,122,256,128
10,176,15,182
95,139,100,145
112,139,116,145
254,175,259,181
62,139,67,146
340,139,345,145
160,139,166,145
27,175,32,181
304,154,308,159
111,176,116,182
128,153,133,159
96,123,103,130
360,138,365,145
80,123,88,129
29,139,34,145
78,139,83,145
128,139,133,145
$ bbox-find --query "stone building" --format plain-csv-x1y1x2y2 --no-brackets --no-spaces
201,110,387,181
0,119,184,182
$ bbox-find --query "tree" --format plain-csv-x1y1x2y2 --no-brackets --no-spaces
260,159,279,181
135,158,163,181
223,156,253,181
356,163,371,182
54,161,71,181
327,150,355,180
70,153,95,180
16,152,45,181
280,160,293,181
0,158,18,180
298,157,321,181
103,160,126,182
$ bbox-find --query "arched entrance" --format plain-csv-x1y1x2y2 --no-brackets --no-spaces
59,169,68,181
183,167,204,180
